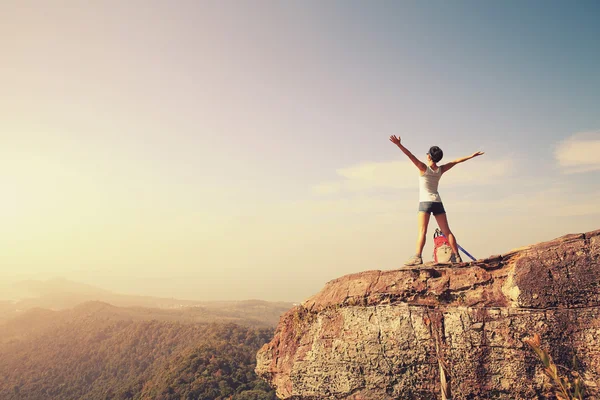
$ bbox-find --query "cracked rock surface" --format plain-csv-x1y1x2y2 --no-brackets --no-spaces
255,230,600,399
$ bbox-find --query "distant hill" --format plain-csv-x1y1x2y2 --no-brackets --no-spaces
0,300,284,344
0,303,277,400
0,278,294,327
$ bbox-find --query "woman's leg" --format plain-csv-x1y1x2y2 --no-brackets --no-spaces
416,211,431,256
434,213,459,255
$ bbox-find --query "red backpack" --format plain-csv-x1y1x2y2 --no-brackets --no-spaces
433,228,453,263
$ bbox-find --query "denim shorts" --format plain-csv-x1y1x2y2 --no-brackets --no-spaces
418,201,446,215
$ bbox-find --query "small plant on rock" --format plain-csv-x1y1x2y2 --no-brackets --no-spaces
523,333,584,400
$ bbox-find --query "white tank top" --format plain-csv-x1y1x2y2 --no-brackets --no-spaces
419,165,442,202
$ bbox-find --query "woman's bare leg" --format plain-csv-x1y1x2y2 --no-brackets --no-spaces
416,211,431,256
434,213,459,255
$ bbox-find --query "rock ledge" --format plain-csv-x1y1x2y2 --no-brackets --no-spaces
256,230,600,399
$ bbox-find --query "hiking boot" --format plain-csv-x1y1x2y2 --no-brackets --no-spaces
404,254,423,266
450,253,463,264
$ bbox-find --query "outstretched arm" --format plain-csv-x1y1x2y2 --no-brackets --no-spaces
441,151,484,174
389,135,427,173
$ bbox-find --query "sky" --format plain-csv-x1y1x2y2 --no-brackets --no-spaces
1,1,599,302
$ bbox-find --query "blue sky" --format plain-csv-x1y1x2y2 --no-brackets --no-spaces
1,1,599,301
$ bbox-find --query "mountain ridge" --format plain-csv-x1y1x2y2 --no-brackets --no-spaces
0,279,294,327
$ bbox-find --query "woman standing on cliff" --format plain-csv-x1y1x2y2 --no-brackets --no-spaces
389,135,484,266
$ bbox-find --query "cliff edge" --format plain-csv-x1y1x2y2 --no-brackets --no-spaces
256,230,600,399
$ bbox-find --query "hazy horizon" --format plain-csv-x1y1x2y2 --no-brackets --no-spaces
2,1,599,302
1,276,296,303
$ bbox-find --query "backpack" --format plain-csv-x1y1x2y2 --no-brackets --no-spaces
433,228,453,263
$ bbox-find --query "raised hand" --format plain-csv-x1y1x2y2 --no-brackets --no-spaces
471,151,485,158
389,135,401,146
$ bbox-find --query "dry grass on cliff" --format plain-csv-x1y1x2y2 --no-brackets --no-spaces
524,333,584,400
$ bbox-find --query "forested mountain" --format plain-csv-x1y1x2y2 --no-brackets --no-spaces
0,278,293,327
0,302,277,400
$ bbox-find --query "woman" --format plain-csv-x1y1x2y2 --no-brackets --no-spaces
389,135,484,265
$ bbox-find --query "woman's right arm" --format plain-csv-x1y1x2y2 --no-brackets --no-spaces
441,151,484,174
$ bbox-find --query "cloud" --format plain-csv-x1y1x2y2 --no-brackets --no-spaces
555,131,600,173
451,190,600,217
313,158,513,195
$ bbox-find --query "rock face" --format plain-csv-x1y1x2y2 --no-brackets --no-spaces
256,230,600,399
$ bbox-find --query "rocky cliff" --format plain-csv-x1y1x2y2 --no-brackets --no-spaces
256,230,600,399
